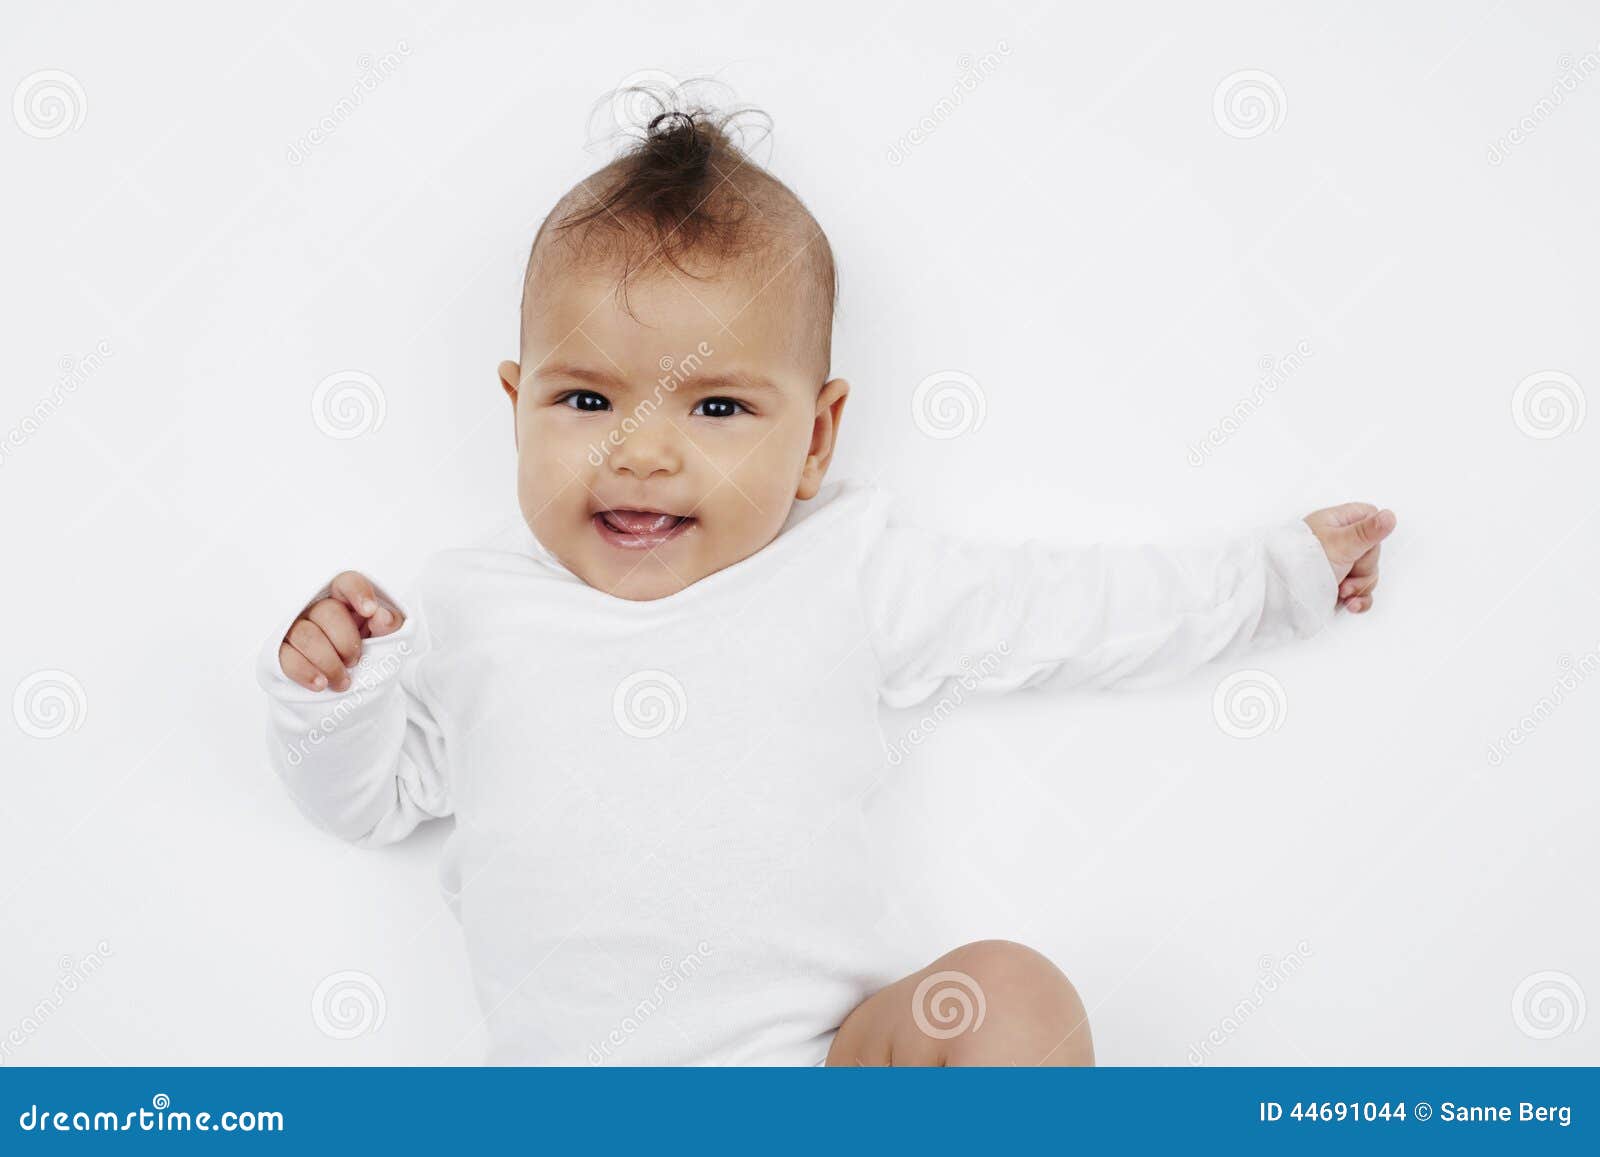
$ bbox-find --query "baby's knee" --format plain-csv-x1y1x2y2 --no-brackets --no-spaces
923,939,1094,1066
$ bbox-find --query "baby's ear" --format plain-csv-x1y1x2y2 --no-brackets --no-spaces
498,360,521,404
498,360,521,449
797,377,850,500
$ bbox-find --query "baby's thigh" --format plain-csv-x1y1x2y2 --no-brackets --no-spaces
826,939,1094,1066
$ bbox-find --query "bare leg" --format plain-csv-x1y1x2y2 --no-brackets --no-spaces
826,939,1094,1066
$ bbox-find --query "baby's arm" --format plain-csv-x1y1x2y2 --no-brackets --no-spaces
256,570,451,847
862,503,1395,708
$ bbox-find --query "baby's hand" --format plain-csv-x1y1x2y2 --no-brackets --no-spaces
1303,503,1397,615
277,571,405,691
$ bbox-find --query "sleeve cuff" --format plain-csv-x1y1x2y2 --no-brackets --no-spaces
1264,518,1339,637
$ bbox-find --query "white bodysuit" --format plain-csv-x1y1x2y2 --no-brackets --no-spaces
256,480,1336,1064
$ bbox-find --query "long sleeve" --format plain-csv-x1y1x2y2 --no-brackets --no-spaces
255,577,452,847
861,517,1338,709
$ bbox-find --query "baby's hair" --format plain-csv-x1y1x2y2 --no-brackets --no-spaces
521,86,838,378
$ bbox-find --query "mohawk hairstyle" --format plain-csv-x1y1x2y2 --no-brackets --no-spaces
520,87,838,378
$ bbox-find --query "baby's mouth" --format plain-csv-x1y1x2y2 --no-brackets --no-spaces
592,509,696,550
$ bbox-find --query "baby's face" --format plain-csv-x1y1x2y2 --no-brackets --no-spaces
501,264,847,601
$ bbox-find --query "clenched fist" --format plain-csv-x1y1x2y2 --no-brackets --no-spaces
1302,503,1398,614
278,570,406,691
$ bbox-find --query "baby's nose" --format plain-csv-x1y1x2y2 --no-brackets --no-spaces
608,419,682,478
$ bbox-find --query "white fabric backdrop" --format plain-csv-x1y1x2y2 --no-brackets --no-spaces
3,0,1596,1065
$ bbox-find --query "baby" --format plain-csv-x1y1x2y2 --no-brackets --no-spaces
258,103,1396,1066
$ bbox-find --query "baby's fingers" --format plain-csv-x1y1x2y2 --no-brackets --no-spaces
1339,572,1379,602
307,598,363,667
329,570,403,637
278,641,333,691
284,619,351,692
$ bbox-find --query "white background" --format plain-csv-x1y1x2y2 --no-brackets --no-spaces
3,0,1596,1066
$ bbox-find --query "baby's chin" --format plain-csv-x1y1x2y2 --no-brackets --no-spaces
584,558,699,602
538,522,712,602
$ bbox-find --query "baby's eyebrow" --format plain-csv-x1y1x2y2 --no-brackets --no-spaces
535,363,624,389
536,363,780,394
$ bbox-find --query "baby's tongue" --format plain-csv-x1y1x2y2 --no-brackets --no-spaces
605,510,680,534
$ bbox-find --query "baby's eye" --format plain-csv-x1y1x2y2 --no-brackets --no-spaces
560,390,611,412
691,396,747,419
